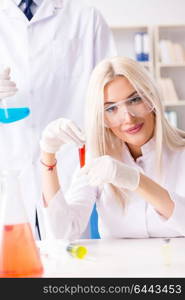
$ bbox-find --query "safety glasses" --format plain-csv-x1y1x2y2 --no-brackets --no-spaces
104,93,154,128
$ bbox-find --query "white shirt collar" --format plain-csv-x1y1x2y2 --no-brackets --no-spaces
33,0,43,6
13,0,21,5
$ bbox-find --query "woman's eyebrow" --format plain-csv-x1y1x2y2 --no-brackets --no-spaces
104,91,137,105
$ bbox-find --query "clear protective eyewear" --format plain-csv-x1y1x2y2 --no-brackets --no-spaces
104,93,154,128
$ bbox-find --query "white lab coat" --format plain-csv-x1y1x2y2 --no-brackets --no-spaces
0,0,116,236
45,138,185,239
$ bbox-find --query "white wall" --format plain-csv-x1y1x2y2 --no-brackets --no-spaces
84,0,185,26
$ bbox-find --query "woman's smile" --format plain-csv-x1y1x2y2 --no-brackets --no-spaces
124,122,144,135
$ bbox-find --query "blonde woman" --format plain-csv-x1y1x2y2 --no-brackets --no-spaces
40,56,185,239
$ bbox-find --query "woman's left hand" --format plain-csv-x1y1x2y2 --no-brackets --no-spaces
81,155,140,190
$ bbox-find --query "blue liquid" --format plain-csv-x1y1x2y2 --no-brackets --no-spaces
0,107,30,124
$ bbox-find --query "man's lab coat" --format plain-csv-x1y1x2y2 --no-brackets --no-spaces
0,0,117,237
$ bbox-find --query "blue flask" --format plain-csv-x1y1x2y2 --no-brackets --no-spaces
0,107,30,124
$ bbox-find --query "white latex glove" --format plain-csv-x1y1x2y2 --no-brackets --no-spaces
81,155,140,191
0,68,18,99
40,118,85,153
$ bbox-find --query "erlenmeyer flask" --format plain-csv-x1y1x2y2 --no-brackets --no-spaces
0,170,44,277
0,107,30,124
0,65,30,124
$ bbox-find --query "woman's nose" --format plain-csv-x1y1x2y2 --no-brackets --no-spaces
117,112,136,130
118,108,135,123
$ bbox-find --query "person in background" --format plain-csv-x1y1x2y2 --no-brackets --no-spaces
40,56,185,240
0,0,116,238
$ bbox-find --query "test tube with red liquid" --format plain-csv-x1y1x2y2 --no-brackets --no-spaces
78,144,85,168
79,145,99,239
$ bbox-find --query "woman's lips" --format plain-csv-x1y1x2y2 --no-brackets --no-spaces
125,123,144,134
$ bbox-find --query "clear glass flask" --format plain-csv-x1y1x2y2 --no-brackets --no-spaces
0,170,44,277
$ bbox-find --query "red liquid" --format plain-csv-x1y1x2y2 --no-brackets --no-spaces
78,145,85,168
0,223,43,278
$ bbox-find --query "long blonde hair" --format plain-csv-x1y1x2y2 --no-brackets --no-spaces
84,56,185,202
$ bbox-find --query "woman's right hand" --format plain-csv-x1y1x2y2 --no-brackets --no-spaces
40,118,85,153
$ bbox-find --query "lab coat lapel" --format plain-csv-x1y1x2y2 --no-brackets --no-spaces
0,0,8,9
0,0,64,23
31,0,64,23
0,0,26,21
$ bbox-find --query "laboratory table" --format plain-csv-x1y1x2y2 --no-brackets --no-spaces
37,237,185,278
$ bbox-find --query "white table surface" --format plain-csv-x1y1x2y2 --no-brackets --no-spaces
37,237,185,278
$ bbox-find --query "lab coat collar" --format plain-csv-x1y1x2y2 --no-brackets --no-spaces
0,0,64,23
33,0,43,6
13,0,43,5
3,0,62,8
0,0,8,9
123,136,156,164
0,0,25,19
14,0,22,6
140,136,156,156
31,0,64,23
0,0,21,9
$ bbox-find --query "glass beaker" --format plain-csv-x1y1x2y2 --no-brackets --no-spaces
0,65,30,124
0,170,44,277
